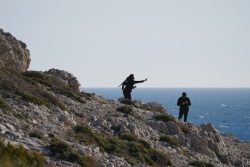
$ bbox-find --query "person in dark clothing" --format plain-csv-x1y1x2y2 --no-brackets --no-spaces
177,92,191,122
121,74,147,100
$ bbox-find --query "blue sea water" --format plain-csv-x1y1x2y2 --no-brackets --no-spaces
82,88,250,142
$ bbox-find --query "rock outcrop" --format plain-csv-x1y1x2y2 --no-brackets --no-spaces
0,29,30,72
44,68,81,92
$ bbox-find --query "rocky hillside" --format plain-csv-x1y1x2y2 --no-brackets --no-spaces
0,30,249,167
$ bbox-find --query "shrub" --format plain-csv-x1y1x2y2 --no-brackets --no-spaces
117,106,133,114
73,125,172,166
0,98,9,110
29,131,47,143
121,99,132,105
15,91,46,106
155,114,174,122
160,134,180,147
47,138,98,167
0,139,45,167
41,91,69,112
23,71,88,103
11,111,35,126
138,139,151,149
160,134,189,157
57,89,86,103
189,160,215,167
29,131,43,140
120,133,138,142
155,114,190,134
48,133,55,138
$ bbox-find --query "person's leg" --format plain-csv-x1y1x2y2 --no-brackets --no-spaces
183,110,189,122
123,92,127,99
123,91,131,100
178,110,184,120
128,92,131,100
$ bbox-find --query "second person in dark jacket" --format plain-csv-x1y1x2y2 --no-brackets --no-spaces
177,92,191,122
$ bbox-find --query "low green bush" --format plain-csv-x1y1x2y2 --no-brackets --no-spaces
160,134,180,147
155,114,190,134
160,134,189,157
0,98,8,110
0,139,45,167
117,106,133,114
29,131,48,143
73,125,172,166
189,160,214,167
121,99,133,105
11,111,35,126
120,133,138,142
15,91,46,106
47,138,98,167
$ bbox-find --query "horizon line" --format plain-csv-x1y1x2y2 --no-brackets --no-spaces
81,87,250,89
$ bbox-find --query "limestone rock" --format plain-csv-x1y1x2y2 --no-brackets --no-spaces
0,29,30,72
200,122,219,133
44,68,81,92
146,101,167,114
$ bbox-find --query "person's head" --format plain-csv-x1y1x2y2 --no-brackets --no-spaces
182,92,186,97
127,74,134,80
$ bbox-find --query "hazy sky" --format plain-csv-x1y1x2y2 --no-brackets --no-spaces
1,1,250,87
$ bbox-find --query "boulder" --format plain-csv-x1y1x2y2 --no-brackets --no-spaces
0,29,30,72
200,123,219,133
44,68,81,92
146,102,167,114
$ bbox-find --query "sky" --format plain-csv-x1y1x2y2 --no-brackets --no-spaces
1,1,250,88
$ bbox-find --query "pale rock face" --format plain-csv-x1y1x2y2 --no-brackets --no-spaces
165,121,182,134
0,124,7,134
200,122,220,133
44,68,81,92
0,29,31,72
186,133,215,156
147,101,167,114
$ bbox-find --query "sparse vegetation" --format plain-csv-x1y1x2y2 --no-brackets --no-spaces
120,99,138,108
0,68,70,111
145,107,158,112
189,160,215,167
0,97,9,110
29,131,47,143
160,134,180,147
155,114,190,134
23,71,88,103
73,125,172,166
0,139,45,167
160,134,189,157
47,138,98,167
99,101,107,104
117,106,133,114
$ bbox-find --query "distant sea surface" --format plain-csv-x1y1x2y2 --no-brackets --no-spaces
82,88,250,142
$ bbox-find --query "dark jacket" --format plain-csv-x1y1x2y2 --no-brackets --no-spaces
177,97,191,111
122,80,144,92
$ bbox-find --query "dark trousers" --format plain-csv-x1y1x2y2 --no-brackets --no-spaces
178,109,189,122
123,91,131,100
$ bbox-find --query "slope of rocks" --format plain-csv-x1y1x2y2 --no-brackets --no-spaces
0,68,249,167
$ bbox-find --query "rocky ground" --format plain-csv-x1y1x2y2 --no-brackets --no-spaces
0,72,250,167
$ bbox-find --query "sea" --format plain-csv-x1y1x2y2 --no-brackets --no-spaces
82,88,250,142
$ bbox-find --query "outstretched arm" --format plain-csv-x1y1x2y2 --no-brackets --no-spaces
134,78,147,84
